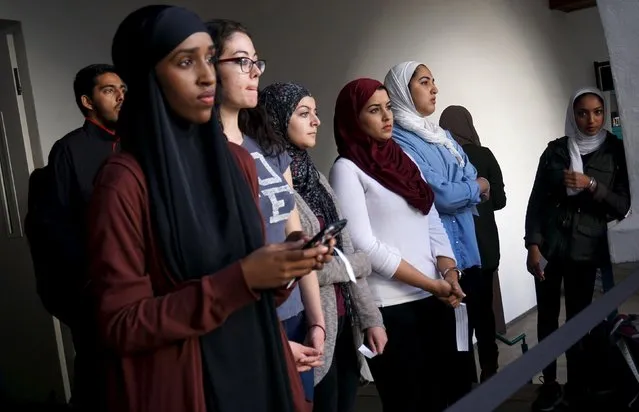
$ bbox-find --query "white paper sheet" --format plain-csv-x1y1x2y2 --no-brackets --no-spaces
455,303,469,352
358,344,377,359
539,255,548,273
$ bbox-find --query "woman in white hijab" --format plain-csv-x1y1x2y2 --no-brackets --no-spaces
525,87,630,411
384,61,487,402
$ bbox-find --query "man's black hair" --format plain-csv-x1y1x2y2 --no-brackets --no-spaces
73,64,118,116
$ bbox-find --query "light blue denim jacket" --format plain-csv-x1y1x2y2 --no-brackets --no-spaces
393,125,482,270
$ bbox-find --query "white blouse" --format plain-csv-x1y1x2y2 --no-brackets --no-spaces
329,157,456,307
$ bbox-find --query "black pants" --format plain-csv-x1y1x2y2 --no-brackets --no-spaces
535,260,603,387
475,266,499,375
367,296,464,412
313,316,360,412
454,266,481,388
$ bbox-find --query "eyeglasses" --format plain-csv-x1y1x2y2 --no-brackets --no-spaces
216,57,266,74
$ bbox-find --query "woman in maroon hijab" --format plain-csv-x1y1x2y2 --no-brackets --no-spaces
329,78,464,412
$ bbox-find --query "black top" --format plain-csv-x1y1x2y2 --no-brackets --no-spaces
26,119,117,331
49,120,119,215
463,144,506,270
37,119,118,410
47,120,119,294
525,133,630,265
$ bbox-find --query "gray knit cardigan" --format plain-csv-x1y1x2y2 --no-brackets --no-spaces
293,172,384,384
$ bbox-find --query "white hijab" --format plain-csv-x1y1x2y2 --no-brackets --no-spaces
384,61,465,167
566,87,608,196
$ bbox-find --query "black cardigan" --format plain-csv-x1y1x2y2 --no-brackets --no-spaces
463,145,506,270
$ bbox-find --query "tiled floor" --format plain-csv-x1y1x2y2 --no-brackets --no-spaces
354,262,639,411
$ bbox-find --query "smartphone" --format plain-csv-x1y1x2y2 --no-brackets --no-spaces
286,219,348,289
302,219,348,249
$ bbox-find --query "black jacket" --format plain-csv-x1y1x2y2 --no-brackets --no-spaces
38,119,120,327
463,145,506,270
525,133,630,265
45,119,119,410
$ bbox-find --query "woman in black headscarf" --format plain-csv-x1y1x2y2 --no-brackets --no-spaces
87,5,331,412
439,105,507,382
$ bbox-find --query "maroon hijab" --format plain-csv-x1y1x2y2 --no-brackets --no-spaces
333,78,435,215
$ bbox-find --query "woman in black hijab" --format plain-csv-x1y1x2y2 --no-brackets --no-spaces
88,5,330,412
439,105,507,382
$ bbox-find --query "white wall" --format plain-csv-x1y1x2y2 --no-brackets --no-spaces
0,0,610,347
566,8,610,76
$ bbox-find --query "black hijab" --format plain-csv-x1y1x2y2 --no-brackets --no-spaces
112,6,293,411
259,82,343,249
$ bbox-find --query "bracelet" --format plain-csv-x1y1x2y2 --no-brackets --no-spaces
587,177,597,191
308,324,326,340
442,267,462,280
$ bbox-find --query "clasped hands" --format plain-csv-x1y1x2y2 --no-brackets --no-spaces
289,324,326,372
437,273,466,309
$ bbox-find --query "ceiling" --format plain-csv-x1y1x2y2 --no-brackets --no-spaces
549,0,597,13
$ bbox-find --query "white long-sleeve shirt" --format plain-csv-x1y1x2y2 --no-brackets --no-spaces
329,157,456,307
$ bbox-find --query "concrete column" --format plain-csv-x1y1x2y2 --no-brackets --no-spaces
598,0,639,263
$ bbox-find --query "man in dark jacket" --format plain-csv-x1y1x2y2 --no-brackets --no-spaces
29,64,126,411
440,105,507,382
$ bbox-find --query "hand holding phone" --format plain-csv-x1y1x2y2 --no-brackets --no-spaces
286,219,348,289
302,219,348,249
241,241,328,290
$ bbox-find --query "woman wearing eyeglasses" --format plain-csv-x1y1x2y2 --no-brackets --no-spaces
206,20,325,405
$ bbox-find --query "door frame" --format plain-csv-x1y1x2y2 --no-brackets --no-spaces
0,19,71,403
